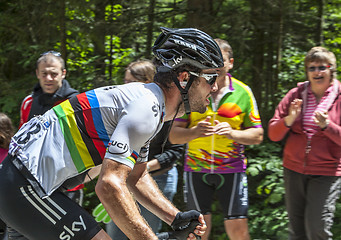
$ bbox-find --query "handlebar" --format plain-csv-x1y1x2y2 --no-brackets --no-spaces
157,220,201,240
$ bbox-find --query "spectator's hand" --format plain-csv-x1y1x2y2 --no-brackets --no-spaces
213,120,233,139
314,111,329,129
192,116,215,138
285,98,303,127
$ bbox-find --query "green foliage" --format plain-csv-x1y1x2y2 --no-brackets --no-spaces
332,201,341,239
246,142,288,239
279,42,306,84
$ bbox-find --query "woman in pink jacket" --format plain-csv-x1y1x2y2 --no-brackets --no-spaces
268,46,341,240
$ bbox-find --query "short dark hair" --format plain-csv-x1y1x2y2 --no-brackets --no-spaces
36,53,65,70
153,59,201,89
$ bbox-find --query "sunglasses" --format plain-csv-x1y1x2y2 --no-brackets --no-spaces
40,51,62,57
307,65,330,72
189,71,218,85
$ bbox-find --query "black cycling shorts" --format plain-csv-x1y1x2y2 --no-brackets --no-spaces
0,156,102,240
183,171,248,220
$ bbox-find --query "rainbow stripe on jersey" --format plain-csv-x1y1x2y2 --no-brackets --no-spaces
53,90,110,173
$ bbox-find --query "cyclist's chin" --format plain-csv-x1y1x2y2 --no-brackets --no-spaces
198,106,208,114
192,105,207,114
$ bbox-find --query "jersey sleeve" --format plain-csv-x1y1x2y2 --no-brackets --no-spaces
19,95,33,129
242,85,262,129
104,98,161,169
174,113,189,123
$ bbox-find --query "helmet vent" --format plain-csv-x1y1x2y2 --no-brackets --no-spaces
152,27,224,70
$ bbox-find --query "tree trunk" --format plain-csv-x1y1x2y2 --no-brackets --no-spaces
91,1,108,86
249,0,265,110
60,0,67,61
145,0,155,59
186,0,214,34
263,0,284,127
273,0,284,107
316,0,324,46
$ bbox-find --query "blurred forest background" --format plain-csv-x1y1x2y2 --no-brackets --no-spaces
1,0,341,239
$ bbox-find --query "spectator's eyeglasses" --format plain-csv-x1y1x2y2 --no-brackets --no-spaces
189,71,218,85
307,65,330,72
40,51,62,57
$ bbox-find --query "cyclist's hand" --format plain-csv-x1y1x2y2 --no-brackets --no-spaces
157,232,173,240
157,220,201,239
92,203,112,224
171,210,206,239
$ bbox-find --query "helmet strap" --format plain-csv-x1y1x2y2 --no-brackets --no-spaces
157,66,196,115
160,102,181,153
182,92,191,115
173,73,195,115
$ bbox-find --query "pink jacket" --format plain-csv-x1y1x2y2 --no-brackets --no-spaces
268,80,341,176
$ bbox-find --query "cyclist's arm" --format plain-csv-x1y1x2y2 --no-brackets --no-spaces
128,162,179,225
95,159,158,240
129,164,207,238
84,165,102,183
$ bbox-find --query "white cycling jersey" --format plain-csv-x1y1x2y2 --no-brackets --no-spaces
9,82,166,197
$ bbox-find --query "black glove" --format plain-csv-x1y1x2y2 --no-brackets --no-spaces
157,220,201,240
171,210,201,231
157,232,173,240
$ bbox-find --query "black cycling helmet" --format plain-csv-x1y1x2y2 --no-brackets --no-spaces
152,27,224,70
152,27,224,115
